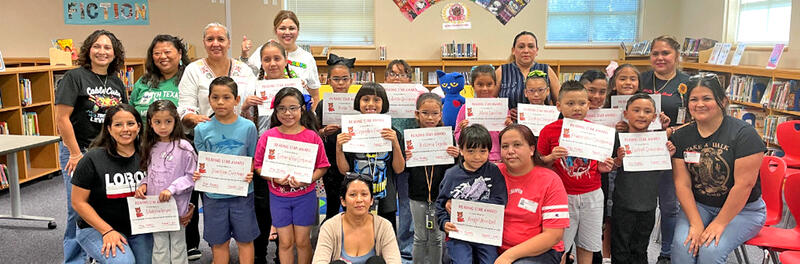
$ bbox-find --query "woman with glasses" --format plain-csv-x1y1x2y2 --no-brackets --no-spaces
639,35,692,264
312,173,402,264
496,31,561,112
670,74,766,263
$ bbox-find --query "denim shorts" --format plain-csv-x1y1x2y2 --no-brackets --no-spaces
201,192,261,245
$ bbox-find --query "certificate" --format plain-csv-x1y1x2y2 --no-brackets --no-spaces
255,78,304,117
559,118,616,161
465,98,508,131
127,196,180,235
618,131,672,171
611,94,662,130
260,137,318,183
404,127,455,167
341,114,392,153
517,104,559,136
586,108,624,128
449,199,505,246
381,83,423,119
322,93,358,125
195,151,252,197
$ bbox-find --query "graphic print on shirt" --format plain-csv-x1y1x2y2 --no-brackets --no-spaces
685,142,731,196
353,152,389,199
106,170,146,198
450,176,494,201
197,135,245,154
86,86,123,123
558,157,591,179
137,90,179,106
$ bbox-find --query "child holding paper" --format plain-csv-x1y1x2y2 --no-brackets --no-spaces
253,87,329,264
335,83,406,229
436,124,508,264
537,81,615,264
455,65,503,163
610,93,676,264
192,77,259,264
405,93,460,263
250,40,302,134
315,56,354,220
504,70,552,126
134,100,197,263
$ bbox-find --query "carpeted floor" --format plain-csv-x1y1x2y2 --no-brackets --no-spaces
0,174,779,263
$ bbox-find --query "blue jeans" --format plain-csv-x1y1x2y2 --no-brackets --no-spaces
396,172,413,263
60,142,86,264
446,239,498,264
658,170,679,256
76,227,153,264
512,249,562,264
671,199,766,264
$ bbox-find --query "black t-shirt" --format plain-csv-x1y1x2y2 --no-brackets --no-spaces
71,148,146,236
55,67,128,149
671,116,765,207
611,133,664,212
344,127,405,214
640,70,690,127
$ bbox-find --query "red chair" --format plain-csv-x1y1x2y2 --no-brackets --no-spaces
777,120,800,168
743,173,800,263
736,157,787,263
782,251,800,264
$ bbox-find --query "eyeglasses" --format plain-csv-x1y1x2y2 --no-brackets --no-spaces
387,72,409,79
330,77,351,83
275,105,301,113
416,110,441,117
524,88,548,94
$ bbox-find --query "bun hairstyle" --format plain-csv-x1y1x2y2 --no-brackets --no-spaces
273,10,300,31
652,35,682,65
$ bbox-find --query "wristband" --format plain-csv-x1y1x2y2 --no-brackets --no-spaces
102,229,115,237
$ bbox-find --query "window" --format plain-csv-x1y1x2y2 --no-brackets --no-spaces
546,0,640,44
732,0,791,44
284,0,374,46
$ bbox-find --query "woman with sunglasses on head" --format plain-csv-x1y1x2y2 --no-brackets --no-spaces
312,173,401,264
669,74,766,264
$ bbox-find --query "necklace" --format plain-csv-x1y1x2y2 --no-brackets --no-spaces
95,73,108,87
653,73,673,94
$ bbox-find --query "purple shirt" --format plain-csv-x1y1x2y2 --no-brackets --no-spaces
145,139,197,215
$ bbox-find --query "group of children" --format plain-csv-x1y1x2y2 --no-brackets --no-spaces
123,52,674,264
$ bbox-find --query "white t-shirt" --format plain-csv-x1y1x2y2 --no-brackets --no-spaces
177,58,257,118
246,44,321,90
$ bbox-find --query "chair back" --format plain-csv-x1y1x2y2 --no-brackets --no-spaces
761,156,787,226
785,173,800,232
777,120,800,168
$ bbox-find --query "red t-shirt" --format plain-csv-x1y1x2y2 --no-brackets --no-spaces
537,119,602,194
498,163,570,252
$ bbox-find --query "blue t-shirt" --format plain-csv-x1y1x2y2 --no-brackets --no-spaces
194,116,258,199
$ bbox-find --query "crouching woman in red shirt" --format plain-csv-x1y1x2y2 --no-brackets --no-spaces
496,124,570,264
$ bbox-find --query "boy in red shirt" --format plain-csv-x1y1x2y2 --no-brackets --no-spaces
537,81,614,264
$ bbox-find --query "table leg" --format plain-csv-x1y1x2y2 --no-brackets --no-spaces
0,152,56,228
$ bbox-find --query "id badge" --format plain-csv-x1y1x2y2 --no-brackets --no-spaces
684,151,700,164
425,205,435,230
677,107,687,124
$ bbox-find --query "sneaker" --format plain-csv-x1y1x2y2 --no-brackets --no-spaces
656,255,671,264
187,248,202,261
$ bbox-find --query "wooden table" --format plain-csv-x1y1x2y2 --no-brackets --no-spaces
0,135,61,228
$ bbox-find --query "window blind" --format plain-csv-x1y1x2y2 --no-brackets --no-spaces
284,0,374,46
735,0,791,44
547,0,640,43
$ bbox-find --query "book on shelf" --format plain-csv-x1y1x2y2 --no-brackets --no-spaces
628,40,652,56
681,37,718,57
727,75,769,103
559,72,583,82
441,41,477,58
22,111,39,136
0,121,9,135
728,105,767,128
413,67,422,84
760,80,799,111
763,114,795,145
350,70,375,84
767,44,785,69
730,43,746,66
19,78,32,106
118,67,135,94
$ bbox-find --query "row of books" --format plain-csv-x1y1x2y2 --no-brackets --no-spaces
0,164,9,189
682,37,718,57
0,121,9,134
425,71,472,85
20,78,32,106
763,114,794,145
22,111,39,136
622,40,653,56
118,67,135,94
351,70,375,85
727,75,770,103
728,105,767,128
759,80,799,111
441,42,478,58
559,72,583,82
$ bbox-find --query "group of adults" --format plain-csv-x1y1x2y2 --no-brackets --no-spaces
54,8,766,264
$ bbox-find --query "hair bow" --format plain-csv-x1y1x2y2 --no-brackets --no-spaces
527,70,546,77
606,61,619,78
327,53,356,68
302,94,313,110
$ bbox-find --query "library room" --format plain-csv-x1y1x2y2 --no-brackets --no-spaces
1,0,799,264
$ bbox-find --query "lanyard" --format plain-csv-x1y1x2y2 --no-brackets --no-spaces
424,166,434,203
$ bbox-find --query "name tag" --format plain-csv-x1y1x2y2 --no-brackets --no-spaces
518,198,539,214
684,151,700,164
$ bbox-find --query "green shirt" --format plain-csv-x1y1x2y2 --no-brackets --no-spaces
130,76,180,117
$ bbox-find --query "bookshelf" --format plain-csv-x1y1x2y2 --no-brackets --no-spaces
682,62,800,149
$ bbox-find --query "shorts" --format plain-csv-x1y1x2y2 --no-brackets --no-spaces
201,192,261,245
270,191,318,227
562,188,603,252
